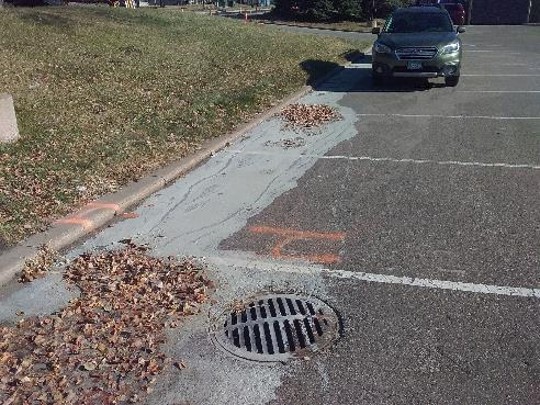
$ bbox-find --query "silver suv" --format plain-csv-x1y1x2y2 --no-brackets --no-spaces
372,6,465,86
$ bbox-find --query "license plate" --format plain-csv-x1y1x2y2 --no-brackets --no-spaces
407,61,422,70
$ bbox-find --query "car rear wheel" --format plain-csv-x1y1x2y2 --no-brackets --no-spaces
445,75,460,87
372,71,385,86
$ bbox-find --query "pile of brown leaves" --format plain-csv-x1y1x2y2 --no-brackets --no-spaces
1,243,213,404
278,104,343,130
19,246,58,283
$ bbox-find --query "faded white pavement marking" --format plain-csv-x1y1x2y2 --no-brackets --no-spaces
356,113,540,120
209,256,540,299
462,74,540,77
344,67,540,77
463,44,502,48
498,63,536,66
318,155,540,170
466,51,530,56
227,150,540,170
459,90,540,93
346,63,372,69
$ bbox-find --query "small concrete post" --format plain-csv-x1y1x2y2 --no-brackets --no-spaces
0,93,20,143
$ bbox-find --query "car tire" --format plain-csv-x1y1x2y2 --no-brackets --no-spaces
445,75,460,87
372,72,385,86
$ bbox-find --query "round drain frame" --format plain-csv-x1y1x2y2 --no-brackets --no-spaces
212,294,339,362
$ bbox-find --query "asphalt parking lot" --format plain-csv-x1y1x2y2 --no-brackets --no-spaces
222,25,540,404
1,25,538,405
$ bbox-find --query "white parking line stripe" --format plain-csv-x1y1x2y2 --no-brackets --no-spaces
466,52,529,56
346,64,372,69
463,43,502,46
343,69,540,77
210,257,540,299
328,269,540,298
459,90,540,93
497,63,534,66
227,150,540,170
319,155,540,170
356,113,540,120
462,74,540,77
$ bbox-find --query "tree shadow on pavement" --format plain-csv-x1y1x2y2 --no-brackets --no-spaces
341,49,366,63
301,53,445,93
300,59,342,87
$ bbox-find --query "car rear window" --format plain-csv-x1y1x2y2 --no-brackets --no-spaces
384,12,454,33
443,4,464,11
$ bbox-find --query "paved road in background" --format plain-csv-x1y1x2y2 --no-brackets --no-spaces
273,24,375,41
1,26,539,405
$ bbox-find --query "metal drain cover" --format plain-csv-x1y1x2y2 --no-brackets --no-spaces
213,294,339,362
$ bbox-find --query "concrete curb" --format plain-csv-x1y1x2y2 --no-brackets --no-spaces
0,87,315,286
0,49,370,287
0,93,20,144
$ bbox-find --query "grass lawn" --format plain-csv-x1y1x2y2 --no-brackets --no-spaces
0,6,367,245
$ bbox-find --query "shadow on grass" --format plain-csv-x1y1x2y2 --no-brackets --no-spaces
301,53,444,93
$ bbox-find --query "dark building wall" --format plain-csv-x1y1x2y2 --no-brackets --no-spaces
471,0,531,24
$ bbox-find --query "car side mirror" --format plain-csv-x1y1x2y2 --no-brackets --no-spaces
372,27,381,35
457,26,466,33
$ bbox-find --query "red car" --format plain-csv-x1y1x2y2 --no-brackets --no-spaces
442,3,466,25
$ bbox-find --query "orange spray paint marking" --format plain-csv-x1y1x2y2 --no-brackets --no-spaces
55,201,121,231
56,217,94,230
249,225,346,264
86,202,121,212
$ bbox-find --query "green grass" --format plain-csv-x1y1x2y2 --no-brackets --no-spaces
0,6,367,245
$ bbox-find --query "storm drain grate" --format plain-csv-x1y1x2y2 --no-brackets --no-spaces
213,294,339,362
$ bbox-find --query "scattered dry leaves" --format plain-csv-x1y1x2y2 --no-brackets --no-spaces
278,104,343,130
265,137,306,149
18,245,58,283
1,243,213,404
